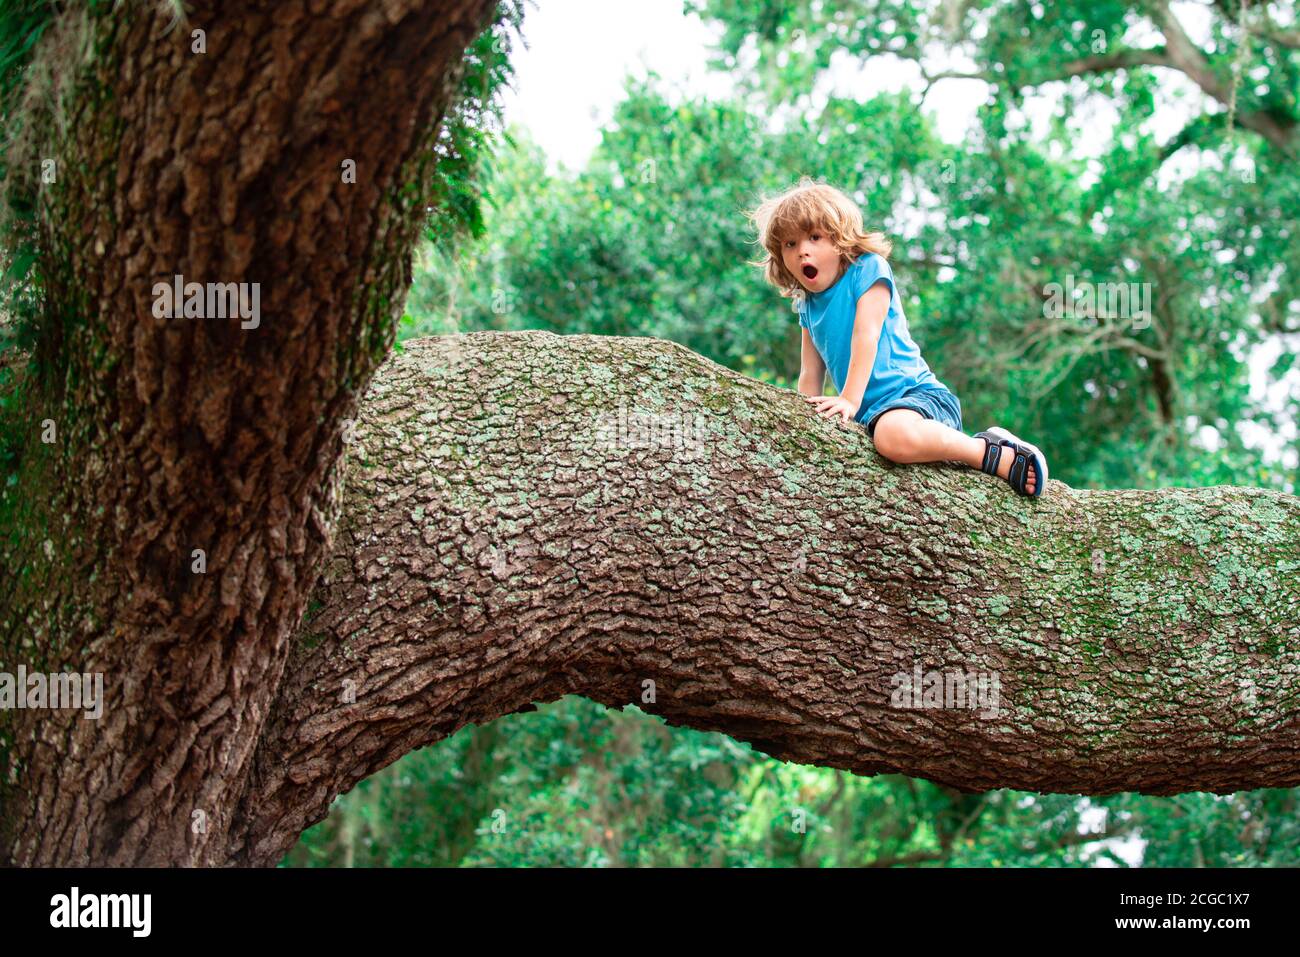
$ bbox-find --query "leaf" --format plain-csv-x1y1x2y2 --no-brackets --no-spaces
2,247,35,285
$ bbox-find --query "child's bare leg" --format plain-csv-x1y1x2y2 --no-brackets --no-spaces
871,408,1038,494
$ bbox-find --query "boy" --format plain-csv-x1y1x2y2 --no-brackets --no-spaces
748,177,1048,497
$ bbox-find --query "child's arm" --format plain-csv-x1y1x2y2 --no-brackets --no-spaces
797,327,827,396
835,283,890,410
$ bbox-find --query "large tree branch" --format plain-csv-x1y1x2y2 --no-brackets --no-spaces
1149,0,1297,153
920,48,1172,91
1213,0,1300,50
922,3,1297,156
228,331,1300,866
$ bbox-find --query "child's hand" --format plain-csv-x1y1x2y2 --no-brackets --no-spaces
804,394,858,424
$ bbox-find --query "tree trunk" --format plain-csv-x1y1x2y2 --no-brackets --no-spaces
0,0,499,866
224,330,1300,866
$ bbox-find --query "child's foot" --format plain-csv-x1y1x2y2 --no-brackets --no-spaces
991,439,1036,493
974,428,1047,497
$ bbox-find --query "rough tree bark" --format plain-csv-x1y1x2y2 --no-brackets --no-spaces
0,0,499,866
3,2,1298,870
225,330,1300,867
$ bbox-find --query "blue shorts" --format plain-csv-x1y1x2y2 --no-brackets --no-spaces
865,384,963,438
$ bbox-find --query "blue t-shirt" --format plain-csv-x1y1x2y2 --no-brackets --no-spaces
798,252,946,425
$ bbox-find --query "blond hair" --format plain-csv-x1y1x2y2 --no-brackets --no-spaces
744,176,893,310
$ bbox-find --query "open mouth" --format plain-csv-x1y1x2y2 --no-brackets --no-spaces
802,264,818,280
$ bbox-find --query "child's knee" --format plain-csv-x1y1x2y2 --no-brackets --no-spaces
873,430,903,460
872,412,919,459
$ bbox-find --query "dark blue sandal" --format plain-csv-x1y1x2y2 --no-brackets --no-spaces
974,427,1048,498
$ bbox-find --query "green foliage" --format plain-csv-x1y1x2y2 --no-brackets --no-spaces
403,71,1297,491
0,0,51,482
0,0,53,112
403,78,941,384
0,0,56,370
287,697,1300,867
286,699,763,867
423,0,527,253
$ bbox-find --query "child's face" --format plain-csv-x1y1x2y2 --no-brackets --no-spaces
781,227,845,293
